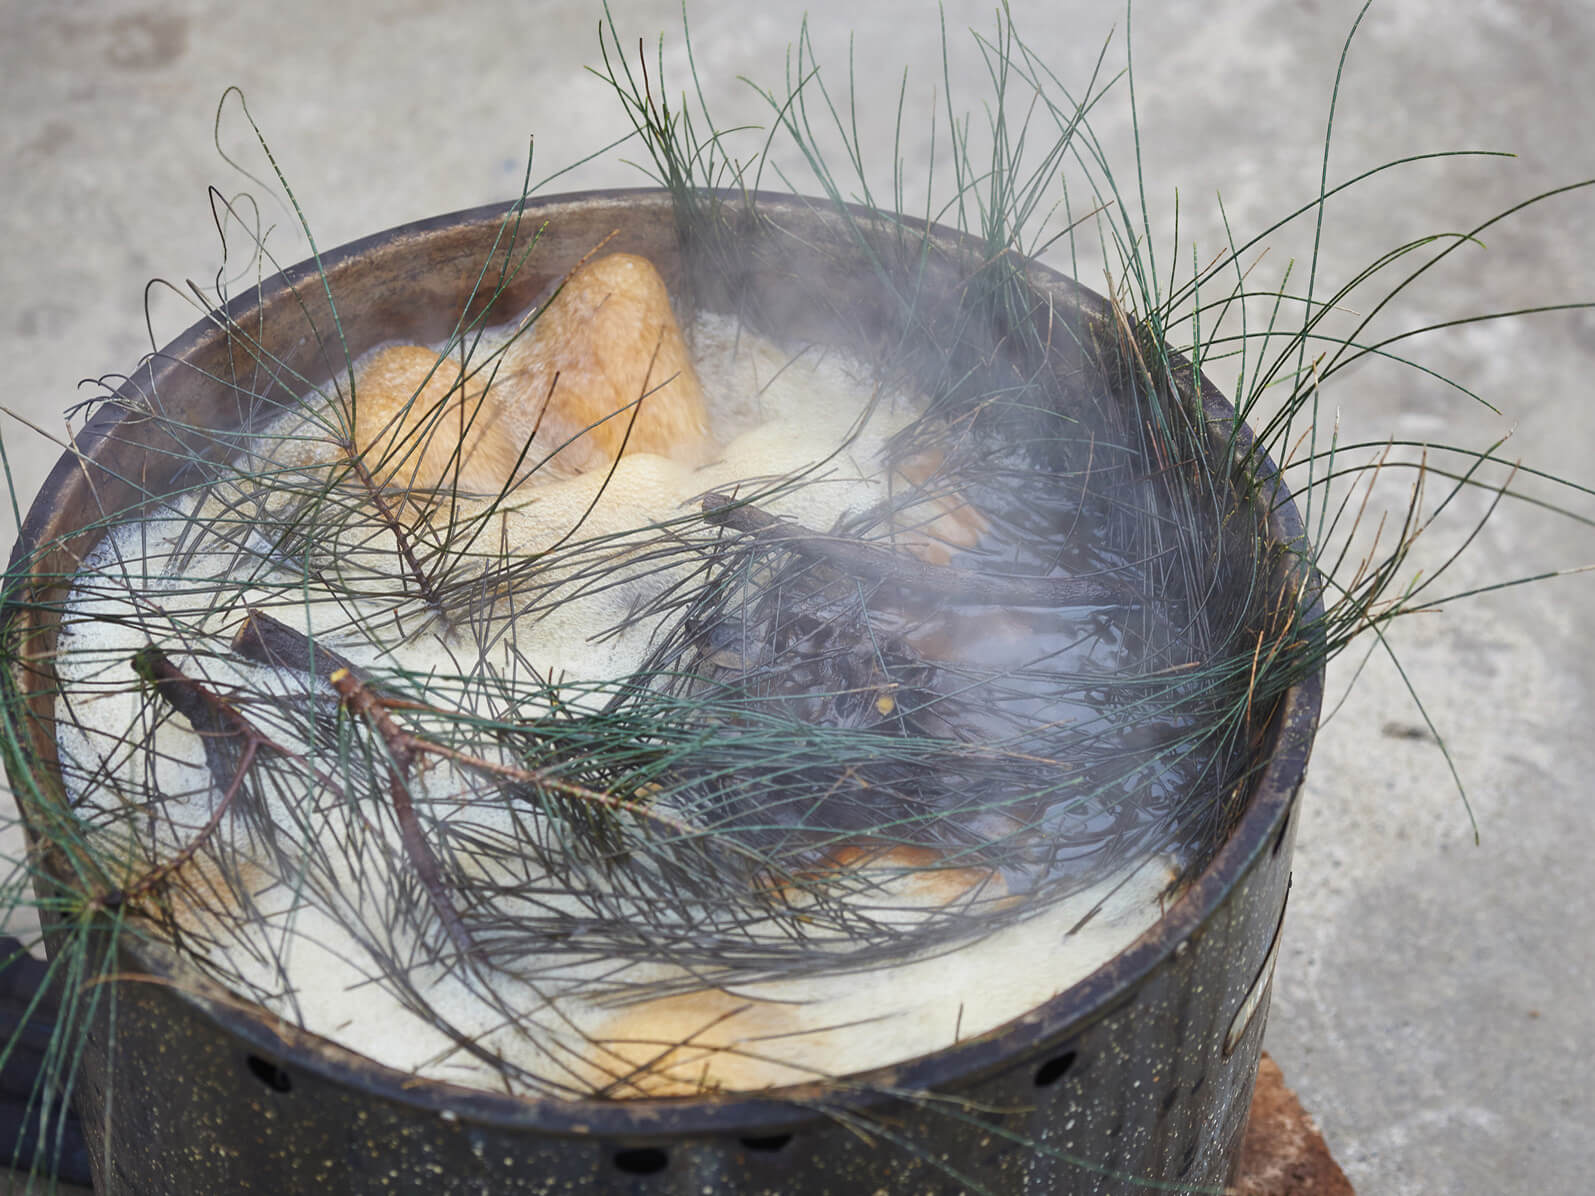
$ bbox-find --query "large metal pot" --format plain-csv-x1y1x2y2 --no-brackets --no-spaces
3,190,1320,1194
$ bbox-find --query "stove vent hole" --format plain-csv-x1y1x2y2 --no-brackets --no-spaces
740,1134,793,1153
613,1147,669,1175
1033,1049,1077,1087
245,1054,292,1093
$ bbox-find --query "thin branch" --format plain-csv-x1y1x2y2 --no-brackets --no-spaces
327,667,476,961
231,608,356,679
120,648,283,906
343,453,447,616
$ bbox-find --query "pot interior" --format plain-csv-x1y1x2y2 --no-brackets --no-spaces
3,189,1315,1124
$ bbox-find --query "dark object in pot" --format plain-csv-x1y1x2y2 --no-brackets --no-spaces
2,191,1320,1194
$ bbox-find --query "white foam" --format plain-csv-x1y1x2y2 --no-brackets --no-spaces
54,312,1172,1097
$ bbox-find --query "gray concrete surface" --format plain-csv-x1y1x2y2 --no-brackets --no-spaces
2,1,1591,1192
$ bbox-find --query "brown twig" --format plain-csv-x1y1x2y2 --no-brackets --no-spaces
232,608,358,679
402,735,705,844
327,666,477,962
145,618,807,948
344,452,446,615
322,659,777,954
700,492,1141,608
122,647,289,906
237,611,718,847
147,623,478,961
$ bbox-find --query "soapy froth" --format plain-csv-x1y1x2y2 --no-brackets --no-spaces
54,309,1176,1098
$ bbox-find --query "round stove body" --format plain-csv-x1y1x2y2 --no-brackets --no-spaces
3,191,1321,1194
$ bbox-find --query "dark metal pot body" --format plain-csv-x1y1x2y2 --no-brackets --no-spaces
3,191,1321,1194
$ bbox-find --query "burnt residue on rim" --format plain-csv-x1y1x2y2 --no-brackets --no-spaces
2,190,1322,1194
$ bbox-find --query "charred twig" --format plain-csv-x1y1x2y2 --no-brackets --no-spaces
234,610,439,717
327,666,478,962
321,655,798,959
122,648,289,906
339,687,776,877
700,492,1142,607
344,452,447,616
232,609,358,679
231,614,709,841
125,648,472,954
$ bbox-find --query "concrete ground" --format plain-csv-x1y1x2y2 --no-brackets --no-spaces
2,1,1591,1192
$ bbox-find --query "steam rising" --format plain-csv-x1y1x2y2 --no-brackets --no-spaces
48,253,1243,1096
